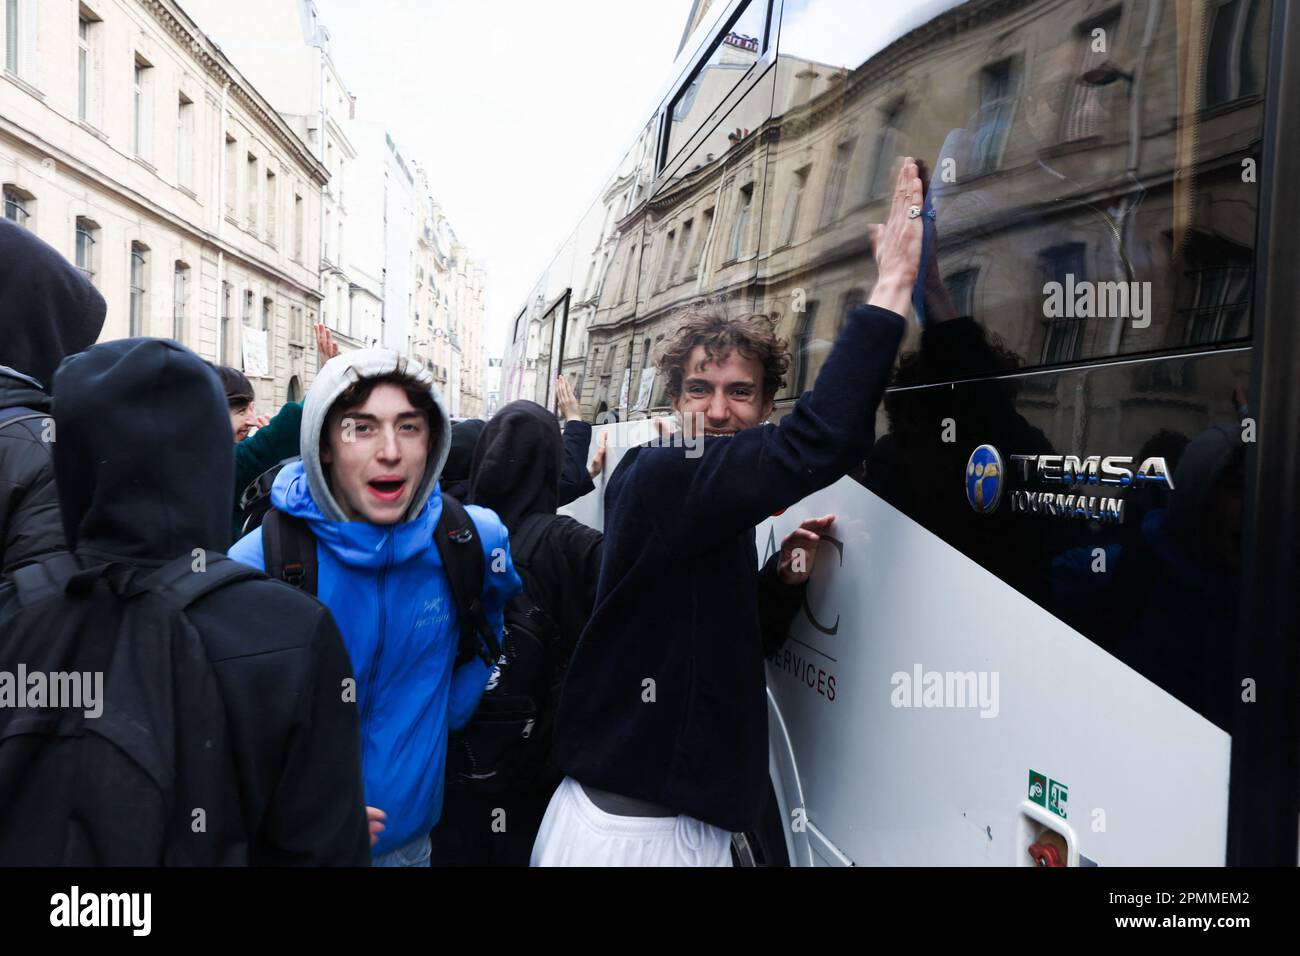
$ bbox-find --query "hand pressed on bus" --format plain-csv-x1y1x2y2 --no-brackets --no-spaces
868,157,925,317
778,514,836,586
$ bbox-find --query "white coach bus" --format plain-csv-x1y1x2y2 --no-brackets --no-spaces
509,0,1300,865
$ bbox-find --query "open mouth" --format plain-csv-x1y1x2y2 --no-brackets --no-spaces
367,477,407,502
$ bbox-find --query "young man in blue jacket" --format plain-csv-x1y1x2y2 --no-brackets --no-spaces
533,159,925,866
230,350,521,866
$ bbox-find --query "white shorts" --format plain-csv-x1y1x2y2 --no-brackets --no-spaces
530,776,734,867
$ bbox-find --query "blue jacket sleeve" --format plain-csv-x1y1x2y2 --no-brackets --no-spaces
228,525,267,572
447,505,523,730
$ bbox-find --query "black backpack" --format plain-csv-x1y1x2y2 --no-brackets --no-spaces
0,553,261,865
445,511,564,795
258,493,502,667
237,457,300,539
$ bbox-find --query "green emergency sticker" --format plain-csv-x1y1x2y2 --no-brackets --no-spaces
1028,770,1047,807
1048,778,1068,819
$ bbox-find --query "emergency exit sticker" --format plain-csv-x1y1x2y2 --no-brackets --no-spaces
1028,770,1047,807
1048,779,1068,819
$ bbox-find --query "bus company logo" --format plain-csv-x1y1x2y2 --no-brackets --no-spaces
965,444,1005,514
966,446,1175,525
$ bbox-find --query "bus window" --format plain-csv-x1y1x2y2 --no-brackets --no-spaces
662,0,769,172
750,0,1270,393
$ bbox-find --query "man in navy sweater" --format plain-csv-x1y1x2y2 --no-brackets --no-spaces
532,160,925,866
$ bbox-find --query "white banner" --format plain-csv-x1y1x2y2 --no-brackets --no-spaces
242,327,269,378
618,367,631,408
634,368,655,411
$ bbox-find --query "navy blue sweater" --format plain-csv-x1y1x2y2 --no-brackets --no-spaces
551,304,905,832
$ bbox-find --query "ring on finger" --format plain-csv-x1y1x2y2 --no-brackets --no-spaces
907,204,922,219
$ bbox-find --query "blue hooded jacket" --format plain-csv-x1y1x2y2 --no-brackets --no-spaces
230,350,520,856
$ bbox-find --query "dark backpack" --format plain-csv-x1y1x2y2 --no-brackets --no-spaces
259,492,502,666
445,511,564,794
237,456,300,539
0,553,261,865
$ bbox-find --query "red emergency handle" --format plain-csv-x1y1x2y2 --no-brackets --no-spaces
1027,841,1065,867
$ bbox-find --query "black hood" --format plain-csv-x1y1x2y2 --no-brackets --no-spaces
52,338,233,563
442,418,485,500
469,401,561,529
0,218,106,389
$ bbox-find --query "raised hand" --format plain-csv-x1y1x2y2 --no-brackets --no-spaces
868,157,925,316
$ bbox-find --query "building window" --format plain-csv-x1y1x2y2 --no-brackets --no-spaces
728,183,753,261
821,141,854,225
945,268,980,318
133,55,153,161
173,262,188,342
265,169,277,244
790,302,819,396
1061,13,1120,142
261,296,273,332
1206,0,1263,107
695,207,715,276
617,245,637,303
246,154,259,231
5,0,35,80
74,217,98,280
1040,243,1087,364
868,101,905,198
970,60,1017,176
177,93,194,189
3,184,31,226
129,243,148,337
224,133,237,216
674,218,693,280
4,0,18,74
77,10,101,124
293,192,304,261
779,167,809,246
657,229,676,291
243,289,254,329
220,281,233,364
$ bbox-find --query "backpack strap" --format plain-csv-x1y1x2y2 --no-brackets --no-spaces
434,493,500,666
137,554,265,611
505,512,558,574
0,406,47,436
262,508,319,595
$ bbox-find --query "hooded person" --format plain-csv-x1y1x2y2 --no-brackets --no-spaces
427,400,605,867
0,218,106,573
0,337,370,864
441,417,486,501
228,349,522,866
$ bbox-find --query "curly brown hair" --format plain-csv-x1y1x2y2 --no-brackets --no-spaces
657,300,789,403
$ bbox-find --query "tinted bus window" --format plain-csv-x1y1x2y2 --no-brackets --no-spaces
754,0,1270,392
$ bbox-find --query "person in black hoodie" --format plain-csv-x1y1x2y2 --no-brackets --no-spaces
532,159,921,866
0,337,370,864
440,417,486,501
429,399,603,865
0,218,106,574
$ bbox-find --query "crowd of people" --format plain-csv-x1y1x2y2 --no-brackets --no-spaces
0,159,925,867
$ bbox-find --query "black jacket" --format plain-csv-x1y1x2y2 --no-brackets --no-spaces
0,219,106,574
22,338,369,864
552,305,904,832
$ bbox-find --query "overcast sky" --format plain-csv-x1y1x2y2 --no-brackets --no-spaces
312,0,696,355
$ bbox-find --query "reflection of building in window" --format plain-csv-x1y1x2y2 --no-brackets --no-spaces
618,244,637,303
1061,12,1120,142
778,166,808,246
673,219,693,280
1039,243,1086,364
867,101,904,198
1181,239,1252,345
790,302,819,395
970,60,1017,175
821,140,853,225
657,229,676,290
729,183,754,260
1206,0,1263,107
945,268,979,318
695,207,715,275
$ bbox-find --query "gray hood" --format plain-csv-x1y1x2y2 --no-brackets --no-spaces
300,349,452,522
